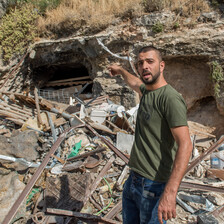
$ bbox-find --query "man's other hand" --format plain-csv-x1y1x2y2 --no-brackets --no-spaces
158,191,176,224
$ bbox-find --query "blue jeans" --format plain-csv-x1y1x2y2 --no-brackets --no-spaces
122,171,166,224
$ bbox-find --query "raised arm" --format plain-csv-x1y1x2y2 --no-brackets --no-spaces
158,126,192,224
108,64,143,95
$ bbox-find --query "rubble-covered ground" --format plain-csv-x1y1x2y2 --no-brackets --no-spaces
0,90,224,224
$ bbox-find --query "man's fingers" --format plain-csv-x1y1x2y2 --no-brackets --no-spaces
162,211,168,221
172,209,176,218
167,211,173,220
158,210,163,224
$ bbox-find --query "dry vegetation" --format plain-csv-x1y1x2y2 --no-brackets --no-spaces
37,0,212,37
0,0,214,62
37,0,143,37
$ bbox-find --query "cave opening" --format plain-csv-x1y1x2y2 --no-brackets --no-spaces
33,63,93,104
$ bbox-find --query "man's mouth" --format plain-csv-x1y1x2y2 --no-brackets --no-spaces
142,72,152,78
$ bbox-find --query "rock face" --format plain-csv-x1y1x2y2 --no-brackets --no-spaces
0,130,40,171
1,11,224,133
0,0,9,18
0,172,26,223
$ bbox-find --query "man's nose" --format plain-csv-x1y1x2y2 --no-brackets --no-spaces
142,61,149,70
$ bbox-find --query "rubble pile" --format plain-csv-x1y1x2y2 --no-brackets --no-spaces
0,88,224,224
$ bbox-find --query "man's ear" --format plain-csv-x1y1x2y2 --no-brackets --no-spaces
160,61,165,73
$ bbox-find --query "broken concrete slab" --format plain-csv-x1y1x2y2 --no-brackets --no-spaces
0,172,26,223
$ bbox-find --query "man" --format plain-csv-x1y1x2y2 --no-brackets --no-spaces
108,46,192,224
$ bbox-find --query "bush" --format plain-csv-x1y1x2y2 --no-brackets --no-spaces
211,61,224,97
0,4,39,62
152,22,164,33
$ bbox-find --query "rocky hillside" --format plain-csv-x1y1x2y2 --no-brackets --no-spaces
0,0,224,136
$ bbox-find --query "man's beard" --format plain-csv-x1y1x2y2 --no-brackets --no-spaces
140,69,160,85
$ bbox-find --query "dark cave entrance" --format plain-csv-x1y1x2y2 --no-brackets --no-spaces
33,63,93,104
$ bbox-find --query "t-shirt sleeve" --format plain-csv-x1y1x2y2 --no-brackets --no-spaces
164,94,188,128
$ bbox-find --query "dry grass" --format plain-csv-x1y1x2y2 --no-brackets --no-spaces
37,0,143,37
37,0,212,37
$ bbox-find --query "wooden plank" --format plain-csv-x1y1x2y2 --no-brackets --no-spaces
6,118,25,126
207,169,224,180
46,80,93,87
83,156,115,205
34,87,43,126
47,76,91,84
0,101,34,116
0,109,27,121
104,200,122,219
0,105,30,119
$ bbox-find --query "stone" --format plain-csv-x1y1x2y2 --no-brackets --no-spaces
204,192,224,206
197,214,218,224
0,130,39,171
134,11,175,26
0,172,26,223
198,12,219,23
0,0,9,19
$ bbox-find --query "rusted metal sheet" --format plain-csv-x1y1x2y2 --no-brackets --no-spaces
185,136,224,174
86,123,129,164
46,208,118,224
180,181,224,193
2,124,84,224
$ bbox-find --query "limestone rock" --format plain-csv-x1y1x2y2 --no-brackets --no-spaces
0,172,26,223
0,130,39,171
0,0,9,19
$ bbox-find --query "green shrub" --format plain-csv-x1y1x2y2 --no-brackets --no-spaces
211,61,224,97
152,22,163,33
0,4,39,62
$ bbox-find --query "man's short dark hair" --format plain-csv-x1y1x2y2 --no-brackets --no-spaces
138,46,163,62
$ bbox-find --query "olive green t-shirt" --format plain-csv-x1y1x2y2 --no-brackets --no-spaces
128,84,188,182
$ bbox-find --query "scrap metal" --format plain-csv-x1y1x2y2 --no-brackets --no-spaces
185,136,224,174
46,208,118,224
86,123,129,164
2,124,84,224
96,38,139,77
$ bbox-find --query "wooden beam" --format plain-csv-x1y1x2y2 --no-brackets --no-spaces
47,76,91,84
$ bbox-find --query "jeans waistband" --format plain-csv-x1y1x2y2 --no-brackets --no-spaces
130,170,166,185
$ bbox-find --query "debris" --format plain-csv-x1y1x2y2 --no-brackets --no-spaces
207,169,224,180
116,132,134,154
1,88,224,224
180,181,224,193
46,208,118,224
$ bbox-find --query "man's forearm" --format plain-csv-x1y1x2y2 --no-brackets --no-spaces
158,126,192,224
117,68,142,94
164,140,192,194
